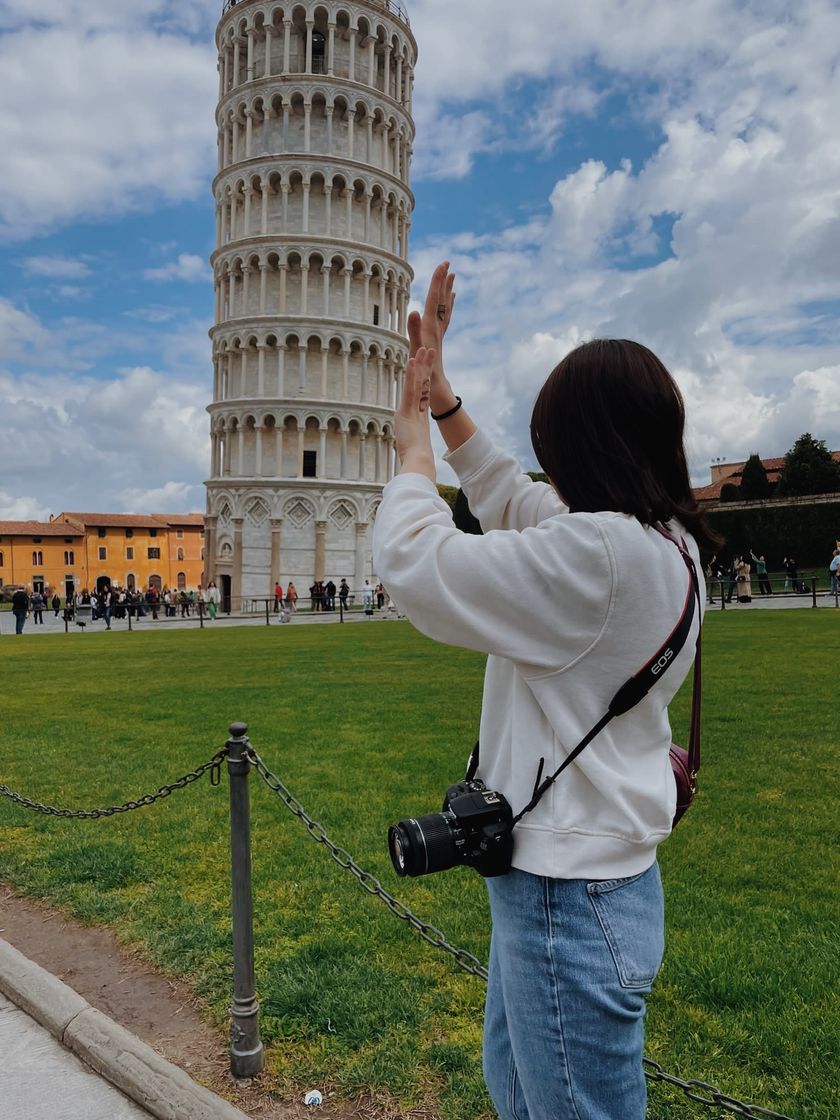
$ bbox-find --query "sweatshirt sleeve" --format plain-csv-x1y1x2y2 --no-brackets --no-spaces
444,428,567,532
372,472,614,672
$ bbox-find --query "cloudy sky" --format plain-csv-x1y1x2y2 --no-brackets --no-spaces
2,0,839,519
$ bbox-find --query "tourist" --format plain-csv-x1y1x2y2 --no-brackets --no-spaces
274,581,282,611
783,556,797,591
285,581,298,611
374,261,718,1120
735,556,752,601
750,550,772,595
829,549,840,594
30,589,45,625
375,581,385,608
361,579,374,609
11,587,30,634
101,586,113,630
206,580,220,619
51,592,61,617
339,578,350,610
324,579,336,611
310,580,323,611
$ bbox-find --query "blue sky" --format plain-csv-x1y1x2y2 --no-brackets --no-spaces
2,0,839,518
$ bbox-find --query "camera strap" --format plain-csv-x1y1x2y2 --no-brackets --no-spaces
466,526,703,825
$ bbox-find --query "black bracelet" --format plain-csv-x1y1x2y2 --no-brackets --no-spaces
431,396,462,421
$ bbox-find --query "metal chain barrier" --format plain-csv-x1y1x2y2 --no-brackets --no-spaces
248,746,489,979
248,745,794,1120
0,749,226,819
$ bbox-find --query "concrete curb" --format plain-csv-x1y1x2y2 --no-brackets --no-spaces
0,937,250,1120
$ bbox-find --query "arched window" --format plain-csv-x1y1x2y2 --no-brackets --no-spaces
126,573,136,591
32,550,43,566
177,571,187,590
177,547,185,561
312,31,326,73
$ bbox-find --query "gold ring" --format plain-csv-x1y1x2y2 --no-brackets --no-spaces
436,303,447,320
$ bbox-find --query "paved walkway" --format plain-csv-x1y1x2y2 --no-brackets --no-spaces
0,605,401,637
0,993,154,1120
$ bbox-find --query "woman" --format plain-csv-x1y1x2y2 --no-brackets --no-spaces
735,556,752,600
285,581,298,611
206,580,220,620
373,263,718,1120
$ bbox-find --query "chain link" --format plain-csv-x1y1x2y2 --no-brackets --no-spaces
0,750,227,820
248,748,489,979
642,1061,794,1119
248,746,795,1119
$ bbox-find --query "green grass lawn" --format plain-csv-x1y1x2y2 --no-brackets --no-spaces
0,615,836,1119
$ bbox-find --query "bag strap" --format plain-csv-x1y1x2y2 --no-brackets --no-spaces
509,527,703,826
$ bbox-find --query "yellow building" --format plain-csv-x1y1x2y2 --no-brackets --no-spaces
0,520,85,600
0,513,206,600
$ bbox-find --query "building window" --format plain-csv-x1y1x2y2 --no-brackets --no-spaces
32,536,42,543
32,550,44,566
373,304,380,325
150,528,158,538
64,537,73,544
0,551,3,567
177,547,185,561
125,528,134,538
98,547,107,561
303,450,317,477
177,571,187,590
148,547,161,559
126,573,136,590
64,550,75,565
126,547,134,560
33,576,45,593
176,529,184,539
98,527,107,538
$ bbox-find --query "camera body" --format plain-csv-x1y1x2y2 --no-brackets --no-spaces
388,779,514,879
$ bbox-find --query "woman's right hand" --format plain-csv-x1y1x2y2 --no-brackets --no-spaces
407,261,457,415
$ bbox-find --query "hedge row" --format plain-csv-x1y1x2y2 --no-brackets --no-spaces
705,501,840,569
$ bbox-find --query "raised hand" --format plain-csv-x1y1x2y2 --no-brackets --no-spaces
394,347,436,480
407,262,457,414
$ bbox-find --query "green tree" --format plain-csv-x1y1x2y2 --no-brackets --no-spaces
776,433,840,497
720,482,740,502
453,489,483,534
738,453,772,499
436,484,458,511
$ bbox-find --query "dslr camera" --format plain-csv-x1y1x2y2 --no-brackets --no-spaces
388,779,514,878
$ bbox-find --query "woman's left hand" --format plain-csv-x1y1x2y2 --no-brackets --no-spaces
395,347,436,481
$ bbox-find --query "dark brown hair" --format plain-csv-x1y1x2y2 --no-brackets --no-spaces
530,338,721,553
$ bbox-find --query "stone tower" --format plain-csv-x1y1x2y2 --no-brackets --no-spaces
205,0,416,605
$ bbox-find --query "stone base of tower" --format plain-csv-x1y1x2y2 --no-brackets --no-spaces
205,480,382,603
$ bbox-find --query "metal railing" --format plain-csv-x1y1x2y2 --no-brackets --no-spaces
222,0,411,25
708,575,839,610
0,721,800,1117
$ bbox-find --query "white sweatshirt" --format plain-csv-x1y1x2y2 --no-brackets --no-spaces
372,429,704,880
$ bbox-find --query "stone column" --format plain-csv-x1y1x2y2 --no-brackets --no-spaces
257,344,266,395
340,428,348,476
327,23,335,75
255,423,263,476
204,516,217,583
324,184,332,234
315,520,327,581
232,517,244,604
245,109,254,158
354,522,368,592
259,264,268,313
318,427,327,477
348,28,356,81
297,426,305,475
260,182,269,233
264,25,273,77
270,518,282,590
246,29,255,80
358,433,366,479
283,20,291,73
320,347,329,396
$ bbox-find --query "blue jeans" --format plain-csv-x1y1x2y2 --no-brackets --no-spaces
13,610,26,634
484,863,664,1120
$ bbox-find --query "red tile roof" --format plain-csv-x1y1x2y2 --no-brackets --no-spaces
0,520,84,537
152,513,205,527
694,451,840,502
56,512,175,529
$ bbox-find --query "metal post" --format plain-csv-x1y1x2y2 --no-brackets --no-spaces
720,579,725,610
199,600,205,629
128,607,133,632
339,596,344,623
226,722,264,1078
265,599,270,626
811,576,817,608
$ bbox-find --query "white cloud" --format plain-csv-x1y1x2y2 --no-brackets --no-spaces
0,22,216,240
20,255,92,279
0,491,50,521
143,253,210,282
119,480,200,513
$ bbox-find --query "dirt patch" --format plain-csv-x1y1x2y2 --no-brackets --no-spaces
0,885,429,1119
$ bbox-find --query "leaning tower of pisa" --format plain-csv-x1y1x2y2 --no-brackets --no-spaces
205,0,415,604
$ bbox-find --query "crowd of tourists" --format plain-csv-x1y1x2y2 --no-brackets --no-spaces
705,549,840,603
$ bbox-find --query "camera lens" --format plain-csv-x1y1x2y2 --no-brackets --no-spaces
388,813,458,877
